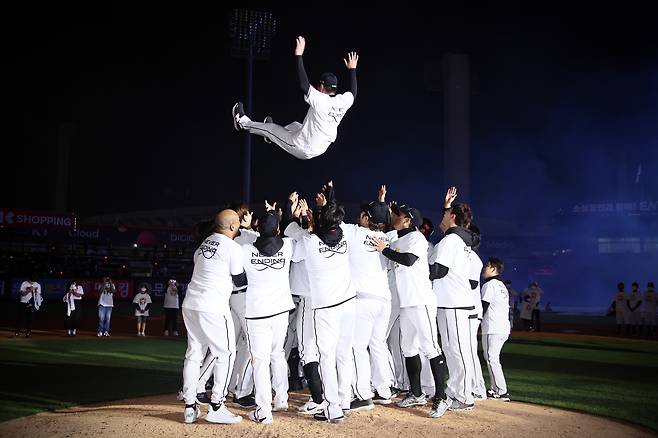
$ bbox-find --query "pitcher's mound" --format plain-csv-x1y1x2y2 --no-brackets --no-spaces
0,392,652,437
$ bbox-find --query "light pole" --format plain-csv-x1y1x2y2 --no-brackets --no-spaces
230,9,277,205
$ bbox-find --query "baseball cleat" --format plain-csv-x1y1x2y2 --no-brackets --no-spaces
349,398,374,412
183,404,201,424
247,410,273,424
491,393,511,402
472,392,487,401
232,102,245,131
263,116,273,143
448,398,474,411
313,411,344,423
396,392,427,408
298,399,325,415
206,403,242,424
428,396,450,418
196,392,211,405
373,391,393,405
233,394,256,408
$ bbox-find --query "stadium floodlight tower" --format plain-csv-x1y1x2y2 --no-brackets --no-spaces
230,9,277,205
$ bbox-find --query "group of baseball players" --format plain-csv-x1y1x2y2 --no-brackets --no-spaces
612,281,656,336
179,180,512,425
179,36,511,425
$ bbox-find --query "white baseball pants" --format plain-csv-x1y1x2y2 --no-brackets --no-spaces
241,118,318,160
468,316,486,397
182,308,236,405
437,308,475,405
296,296,319,365
482,333,509,395
246,312,290,419
314,298,356,421
229,292,254,398
352,295,394,400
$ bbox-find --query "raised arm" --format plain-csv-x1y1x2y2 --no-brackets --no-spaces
344,51,358,98
295,36,310,95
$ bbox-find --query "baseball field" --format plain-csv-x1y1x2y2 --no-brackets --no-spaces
0,325,656,437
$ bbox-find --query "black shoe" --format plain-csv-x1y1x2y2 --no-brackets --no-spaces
492,393,511,402
350,398,374,412
288,376,303,391
196,391,211,405
233,394,256,408
313,412,344,423
263,116,273,143
232,102,245,131
373,391,393,405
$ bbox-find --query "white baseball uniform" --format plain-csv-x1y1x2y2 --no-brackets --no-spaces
467,253,486,398
285,221,356,421
291,259,318,366
182,232,242,406
644,288,656,326
614,291,630,325
227,228,259,399
629,290,643,326
242,237,295,420
481,277,511,396
343,223,394,400
239,86,354,160
430,231,477,405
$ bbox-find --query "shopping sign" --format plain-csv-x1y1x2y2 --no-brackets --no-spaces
0,209,76,229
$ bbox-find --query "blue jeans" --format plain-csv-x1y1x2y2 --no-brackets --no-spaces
98,305,113,333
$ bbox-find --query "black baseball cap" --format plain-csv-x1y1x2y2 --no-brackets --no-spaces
319,72,337,89
392,204,423,228
257,212,279,237
360,201,390,225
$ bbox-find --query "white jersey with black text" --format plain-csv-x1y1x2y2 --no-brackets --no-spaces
430,233,477,309
285,222,355,309
481,278,511,335
342,223,390,301
298,87,354,155
183,233,244,314
390,230,435,308
242,239,295,319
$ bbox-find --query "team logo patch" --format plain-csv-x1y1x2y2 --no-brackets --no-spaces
251,251,286,271
199,244,217,259
318,239,347,258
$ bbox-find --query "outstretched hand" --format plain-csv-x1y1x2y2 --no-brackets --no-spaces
241,211,254,228
265,200,277,212
378,185,387,202
316,193,327,208
344,51,359,69
444,186,457,209
295,36,306,56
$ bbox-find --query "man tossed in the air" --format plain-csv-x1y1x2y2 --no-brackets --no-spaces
232,36,358,160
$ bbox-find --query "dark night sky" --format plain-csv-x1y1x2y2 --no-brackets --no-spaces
4,4,658,222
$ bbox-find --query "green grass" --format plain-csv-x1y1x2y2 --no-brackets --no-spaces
0,335,657,432
0,337,186,422
501,336,658,432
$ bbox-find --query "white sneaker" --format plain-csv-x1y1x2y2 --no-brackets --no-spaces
429,397,450,418
103,332,110,337
297,399,325,415
72,329,76,336
173,331,180,336
273,401,288,412
67,330,72,336
247,410,273,424
164,330,169,336
184,405,200,424
206,403,242,424
97,332,103,337
177,390,185,401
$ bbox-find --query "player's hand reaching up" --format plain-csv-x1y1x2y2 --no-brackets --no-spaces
378,185,386,202
295,36,306,56
316,192,327,208
344,51,359,69
265,200,277,212
444,186,457,209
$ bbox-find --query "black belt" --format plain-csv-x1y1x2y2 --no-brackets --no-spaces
231,288,247,295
